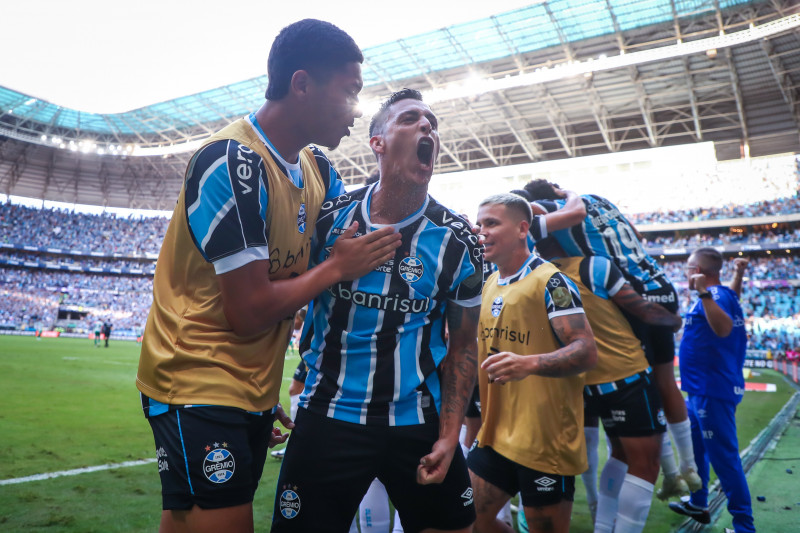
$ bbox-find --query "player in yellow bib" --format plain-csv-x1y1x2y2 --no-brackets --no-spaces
538,235,682,533
136,19,400,533
470,193,597,533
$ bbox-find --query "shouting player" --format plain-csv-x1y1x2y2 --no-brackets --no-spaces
271,89,483,533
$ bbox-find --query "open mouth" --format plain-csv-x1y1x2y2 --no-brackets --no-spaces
417,138,434,166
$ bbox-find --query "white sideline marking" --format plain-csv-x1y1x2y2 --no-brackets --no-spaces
61,356,136,366
0,458,157,486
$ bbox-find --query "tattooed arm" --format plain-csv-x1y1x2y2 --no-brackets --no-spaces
417,302,480,485
611,282,682,329
481,313,597,383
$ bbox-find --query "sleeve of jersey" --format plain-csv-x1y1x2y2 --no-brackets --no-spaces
580,256,626,299
448,236,485,308
544,272,585,319
311,146,347,201
529,200,559,242
184,140,270,275
529,214,548,242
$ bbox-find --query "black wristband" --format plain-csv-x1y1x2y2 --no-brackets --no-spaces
698,291,712,300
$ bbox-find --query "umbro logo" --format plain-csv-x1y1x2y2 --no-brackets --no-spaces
535,476,556,492
461,488,474,506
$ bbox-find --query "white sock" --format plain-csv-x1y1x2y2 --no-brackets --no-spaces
289,393,300,421
594,457,628,533
392,509,404,533
614,474,654,533
359,478,390,532
349,514,360,533
660,432,679,477
668,419,696,471
496,499,513,526
582,426,600,507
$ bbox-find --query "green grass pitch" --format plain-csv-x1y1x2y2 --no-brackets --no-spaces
0,336,794,532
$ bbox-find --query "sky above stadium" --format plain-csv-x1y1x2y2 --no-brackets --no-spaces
3,0,534,114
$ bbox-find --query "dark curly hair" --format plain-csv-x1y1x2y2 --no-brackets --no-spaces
522,179,563,201
266,19,363,100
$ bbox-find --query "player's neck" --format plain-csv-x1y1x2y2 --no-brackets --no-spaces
369,181,427,224
496,247,531,278
253,101,303,164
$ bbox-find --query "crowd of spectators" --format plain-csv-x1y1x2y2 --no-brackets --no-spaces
2,178,800,354
0,267,151,334
0,251,156,273
642,227,800,248
629,194,800,225
0,202,168,256
624,154,799,222
662,256,800,284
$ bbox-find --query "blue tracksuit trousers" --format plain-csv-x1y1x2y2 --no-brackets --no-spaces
687,395,755,533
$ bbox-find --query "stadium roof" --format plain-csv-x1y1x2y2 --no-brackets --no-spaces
1,0,799,209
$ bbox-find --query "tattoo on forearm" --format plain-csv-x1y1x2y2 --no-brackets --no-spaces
536,313,594,377
441,305,479,418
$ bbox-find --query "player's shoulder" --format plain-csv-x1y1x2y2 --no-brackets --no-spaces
319,186,367,218
523,254,559,278
423,198,480,249
307,145,332,174
188,139,263,179
308,144,331,163
585,254,615,271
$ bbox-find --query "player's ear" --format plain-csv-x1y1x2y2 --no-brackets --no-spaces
519,219,530,238
369,134,385,154
290,70,311,99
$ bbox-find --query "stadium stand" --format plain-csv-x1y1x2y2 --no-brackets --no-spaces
2,184,799,363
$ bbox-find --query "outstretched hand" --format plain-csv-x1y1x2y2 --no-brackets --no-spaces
328,222,401,280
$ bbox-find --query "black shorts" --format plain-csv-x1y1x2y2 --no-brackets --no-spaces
271,408,475,533
623,283,679,366
584,370,666,438
465,385,481,419
292,360,307,383
146,403,274,510
467,445,575,508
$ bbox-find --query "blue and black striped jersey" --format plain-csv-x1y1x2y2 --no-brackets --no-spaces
184,113,346,274
299,184,484,426
576,255,627,300
532,194,669,293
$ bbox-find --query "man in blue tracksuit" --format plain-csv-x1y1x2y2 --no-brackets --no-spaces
670,248,755,533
